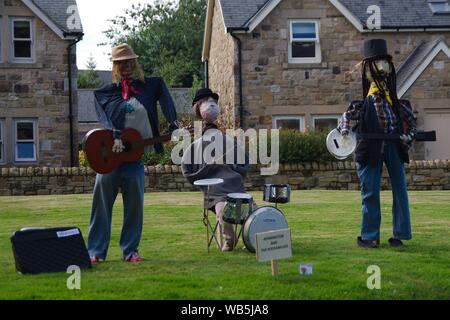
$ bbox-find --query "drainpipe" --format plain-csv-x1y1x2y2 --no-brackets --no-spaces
204,60,209,88
64,31,83,167
229,30,245,129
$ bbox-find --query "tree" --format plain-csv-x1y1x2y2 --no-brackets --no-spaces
103,0,206,88
77,53,103,89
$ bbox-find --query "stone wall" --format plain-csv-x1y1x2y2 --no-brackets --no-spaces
208,0,237,127
0,0,79,167
1,160,449,196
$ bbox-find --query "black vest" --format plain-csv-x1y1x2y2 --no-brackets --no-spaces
355,96,409,166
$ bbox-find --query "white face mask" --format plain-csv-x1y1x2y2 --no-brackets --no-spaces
366,59,392,81
199,97,220,124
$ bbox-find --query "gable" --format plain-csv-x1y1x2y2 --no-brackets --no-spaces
21,0,83,39
398,40,450,98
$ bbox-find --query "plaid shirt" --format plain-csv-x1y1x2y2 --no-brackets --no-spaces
338,93,417,135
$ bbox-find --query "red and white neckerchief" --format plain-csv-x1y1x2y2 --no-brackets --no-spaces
121,79,140,101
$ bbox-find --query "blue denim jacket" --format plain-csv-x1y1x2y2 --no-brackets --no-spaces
94,76,178,153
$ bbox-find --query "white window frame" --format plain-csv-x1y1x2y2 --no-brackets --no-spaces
428,0,450,14
10,17,35,63
289,20,322,64
0,119,4,164
312,115,340,131
272,115,305,132
14,119,37,163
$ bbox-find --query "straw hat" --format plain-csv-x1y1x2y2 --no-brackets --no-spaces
111,44,139,62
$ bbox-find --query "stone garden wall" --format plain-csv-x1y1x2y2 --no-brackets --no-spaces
1,160,449,196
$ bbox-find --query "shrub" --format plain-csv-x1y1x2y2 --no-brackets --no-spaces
278,130,337,163
142,143,175,166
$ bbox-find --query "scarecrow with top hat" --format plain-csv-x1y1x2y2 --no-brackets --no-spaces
338,39,418,248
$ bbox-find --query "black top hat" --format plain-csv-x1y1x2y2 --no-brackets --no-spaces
363,39,392,61
192,88,219,106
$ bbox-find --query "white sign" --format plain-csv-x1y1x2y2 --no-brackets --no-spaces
57,228,80,238
255,229,292,262
299,264,313,275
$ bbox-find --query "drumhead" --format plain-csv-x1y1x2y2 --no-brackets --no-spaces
226,193,253,203
243,206,288,253
194,178,224,186
326,128,356,159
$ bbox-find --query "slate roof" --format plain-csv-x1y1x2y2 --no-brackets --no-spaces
397,39,445,90
219,0,450,29
219,0,270,29
31,0,83,33
339,0,450,29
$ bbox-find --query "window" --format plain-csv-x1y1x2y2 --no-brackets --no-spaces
428,0,450,14
14,120,37,162
272,116,305,131
289,20,321,64
10,18,34,62
312,115,340,133
0,120,4,164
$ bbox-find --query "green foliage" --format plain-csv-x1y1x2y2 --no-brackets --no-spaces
77,54,103,89
78,150,88,167
103,0,207,88
187,74,203,107
77,71,103,89
278,130,337,163
142,144,174,166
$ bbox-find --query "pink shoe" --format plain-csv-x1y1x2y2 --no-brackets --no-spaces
90,256,104,264
125,252,143,263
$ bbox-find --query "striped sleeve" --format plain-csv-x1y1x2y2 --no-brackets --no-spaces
338,100,362,134
399,100,417,134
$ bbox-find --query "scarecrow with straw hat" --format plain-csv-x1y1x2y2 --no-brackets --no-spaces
87,44,179,263
338,39,418,248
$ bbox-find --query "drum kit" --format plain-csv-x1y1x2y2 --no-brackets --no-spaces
222,184,291,253
194,179,292,253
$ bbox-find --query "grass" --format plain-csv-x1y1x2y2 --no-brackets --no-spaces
0,191,449,300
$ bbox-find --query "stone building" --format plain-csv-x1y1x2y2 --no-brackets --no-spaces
203,0,450,160
0,0,83,167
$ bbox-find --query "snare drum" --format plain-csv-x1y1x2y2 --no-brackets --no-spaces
263,184,291,204
223,193,253,225
243,206,289,253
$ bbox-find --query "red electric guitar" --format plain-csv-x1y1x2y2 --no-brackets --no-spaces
83,127,193,174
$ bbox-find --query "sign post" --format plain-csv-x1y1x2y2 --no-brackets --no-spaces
255,229,292,276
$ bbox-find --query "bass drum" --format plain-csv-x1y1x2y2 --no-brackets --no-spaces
243,206,289,253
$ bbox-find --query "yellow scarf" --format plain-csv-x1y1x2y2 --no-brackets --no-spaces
367,82,393,106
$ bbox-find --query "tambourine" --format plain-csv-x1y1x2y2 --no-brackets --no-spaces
326,128,356,160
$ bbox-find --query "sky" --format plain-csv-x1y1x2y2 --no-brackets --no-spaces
76,0,156,71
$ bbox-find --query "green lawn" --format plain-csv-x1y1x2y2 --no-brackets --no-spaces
0,191,449,300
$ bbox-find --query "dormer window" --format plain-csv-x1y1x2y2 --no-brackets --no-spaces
428,0,450,14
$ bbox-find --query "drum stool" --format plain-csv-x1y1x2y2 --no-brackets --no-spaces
194,178,224,252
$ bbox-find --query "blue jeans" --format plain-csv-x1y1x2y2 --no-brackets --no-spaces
87,161,144,260
357,142,412,241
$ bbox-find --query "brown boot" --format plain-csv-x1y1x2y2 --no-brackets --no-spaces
222,240,234,252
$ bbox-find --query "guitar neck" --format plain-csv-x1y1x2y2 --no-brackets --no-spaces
130,134,172,150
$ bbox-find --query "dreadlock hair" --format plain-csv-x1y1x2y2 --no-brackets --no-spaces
362,56,400,107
